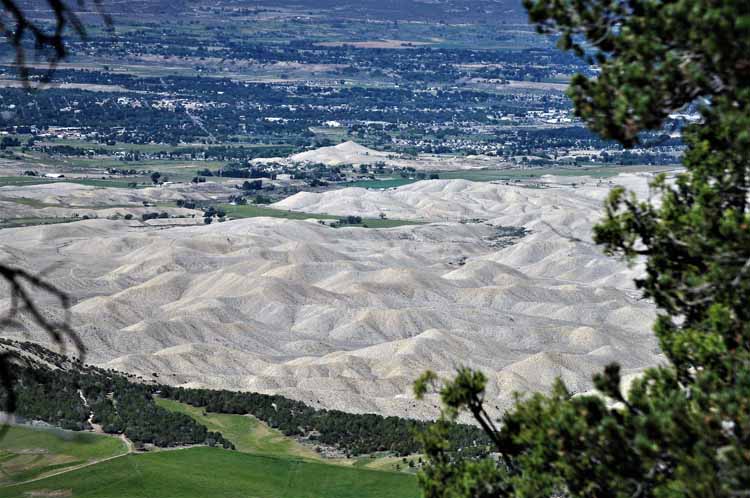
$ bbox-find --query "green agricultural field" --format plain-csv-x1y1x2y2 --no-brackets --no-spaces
0,217,79,230
0,176,64,187
221,204,339,221
0,447,420,498
355,455,425,474
0,426,126,485
346,178,418,189
437,164,680,182
0,197,63,209
338,165,679,189
0,176,145,189
155,398,320,459
220,204,422,228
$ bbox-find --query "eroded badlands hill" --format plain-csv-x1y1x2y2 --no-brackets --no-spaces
0,177,661,418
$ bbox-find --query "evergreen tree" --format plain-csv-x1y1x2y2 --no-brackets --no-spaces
415,1,750,496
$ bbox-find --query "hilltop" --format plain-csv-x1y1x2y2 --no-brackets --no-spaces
290,141,391,166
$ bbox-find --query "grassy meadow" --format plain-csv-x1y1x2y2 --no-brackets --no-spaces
0,426,126,485
154,398,320,459
0,405,420,497
345,178,418,189
437,164,679,182
156,398,425,474
0,176,145,189
220,204,423,228
0,447,419,498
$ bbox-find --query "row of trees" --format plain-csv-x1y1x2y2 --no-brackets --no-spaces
87,386,232,449
0,340,232,449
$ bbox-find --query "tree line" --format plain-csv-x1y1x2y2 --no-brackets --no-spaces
159,385,489,457
0,339,487,458
0,340,233,449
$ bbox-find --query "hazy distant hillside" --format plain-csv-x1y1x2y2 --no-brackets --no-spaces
25,0,526,21
206,0,527,22
25,0,528,27
258,0,525,22
25,0,187,15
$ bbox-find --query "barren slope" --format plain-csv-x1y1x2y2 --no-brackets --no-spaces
0,177,660,418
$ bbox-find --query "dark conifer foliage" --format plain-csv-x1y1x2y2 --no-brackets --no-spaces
0,340,234,450
0,340,485,457
416,1,750,497
160,385,488,457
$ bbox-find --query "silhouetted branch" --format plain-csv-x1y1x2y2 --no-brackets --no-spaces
0,0,112,86
0,0,109,427
0,262,83,429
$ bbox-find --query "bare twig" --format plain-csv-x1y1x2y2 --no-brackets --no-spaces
0,262,83,429
0,0,112,86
